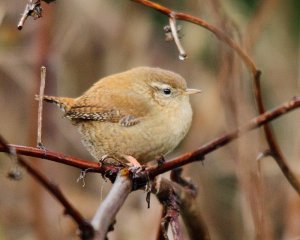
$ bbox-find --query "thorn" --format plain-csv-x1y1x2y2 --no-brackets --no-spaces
156,155,165,167
146,191,151,209
77,168,92,187
256,149,272,161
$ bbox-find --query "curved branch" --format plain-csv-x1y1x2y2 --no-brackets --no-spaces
132,0,257,75
0,136,94,239
145,96,300,178
1,97,300,185
254,76,300,194
131,0,300,195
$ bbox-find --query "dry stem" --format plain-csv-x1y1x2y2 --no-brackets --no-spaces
37,66,46,148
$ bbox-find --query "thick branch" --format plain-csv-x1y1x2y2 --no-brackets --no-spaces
155,177,210,240
91,171,132,240
0,136,94,239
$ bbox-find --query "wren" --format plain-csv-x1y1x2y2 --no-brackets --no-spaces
42,67,201,166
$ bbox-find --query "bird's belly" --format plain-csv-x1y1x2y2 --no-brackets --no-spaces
77,112,191,164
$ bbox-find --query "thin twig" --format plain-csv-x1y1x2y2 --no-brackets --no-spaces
0,135,94,240
131,0,257,75
132,0,300,195
145,96,300,179
18,0,42,30
168,16,187,60
37,66,46,148
91,170,132,240
17,0,56,30
254,75,300,194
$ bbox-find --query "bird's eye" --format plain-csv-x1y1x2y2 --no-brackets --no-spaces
163,88,172,95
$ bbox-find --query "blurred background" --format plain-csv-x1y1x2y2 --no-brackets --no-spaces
0,0,299,239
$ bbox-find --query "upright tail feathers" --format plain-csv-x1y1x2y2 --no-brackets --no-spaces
36,95,75,113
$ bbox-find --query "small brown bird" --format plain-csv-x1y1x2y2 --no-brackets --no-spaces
43,67,201,166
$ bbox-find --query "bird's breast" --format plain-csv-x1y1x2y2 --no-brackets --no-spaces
76,100,193,164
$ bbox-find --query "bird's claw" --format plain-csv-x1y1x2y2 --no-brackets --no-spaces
99,154,110,164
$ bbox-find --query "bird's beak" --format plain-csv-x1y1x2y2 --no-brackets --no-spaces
185,88,202,95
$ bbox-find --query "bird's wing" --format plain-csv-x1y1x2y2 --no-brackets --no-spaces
66,90,150,127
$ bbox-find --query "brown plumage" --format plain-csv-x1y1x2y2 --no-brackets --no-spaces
43,67,201,164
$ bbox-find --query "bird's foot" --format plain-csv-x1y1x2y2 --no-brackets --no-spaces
99,155,124,168
124,155,145,174
99,154,110,164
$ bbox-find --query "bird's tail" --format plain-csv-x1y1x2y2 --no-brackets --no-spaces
35,95,75,112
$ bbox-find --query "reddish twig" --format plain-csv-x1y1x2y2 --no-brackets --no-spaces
131,0,257,75
1,97,300,184
145,96,300,179
0,136,94,240
155,176,210,240
155,179,184,240
131,0,300,195
254,75,300,194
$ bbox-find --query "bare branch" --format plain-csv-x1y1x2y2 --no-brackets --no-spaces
253,75,300,194
131,0,257,75
18,0,43,30
131,0,300,195
91,171,132,240
155,178,184,240
0,136,94,239
17,0,56,30
168,16,187,60
154,176,210,240
1,96,300,184
37,66,46,148
145,96,300,178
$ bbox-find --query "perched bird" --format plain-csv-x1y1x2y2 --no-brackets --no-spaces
42,67,201,166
